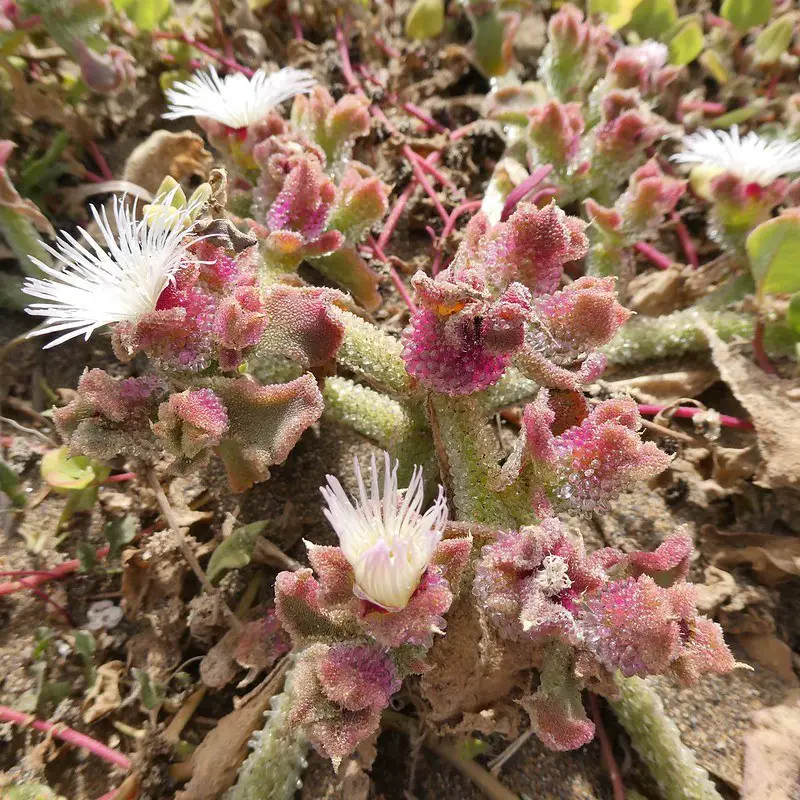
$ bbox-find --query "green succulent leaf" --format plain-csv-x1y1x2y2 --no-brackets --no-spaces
206,520,267,584
41,447,109,492
405,0,445,39
628,0,678,39
667,18,704,66
113,0,172,31
786,292,800,337
754,13,797,65
746,212,800,298
720,0,773,33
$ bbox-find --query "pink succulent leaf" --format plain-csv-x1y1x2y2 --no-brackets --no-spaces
519,643,595,751
213,286,269,354
616,159,687,236
233,608,291,671
328,164,390,241
584,199,624,236
153,388,229,466
358,567,453,649
482,203,589,296
252,131,326,210
274,570,348,642
430,535,474,592
257,285,345,368
214,374,323,492
290,643,384,761
514,346,607,391
304,542,356,605
622,531,693,583
401,272,531,396
474,519,606,643
318,643,401,712
527,101,585,170
671,615,736,684
76,42,136,94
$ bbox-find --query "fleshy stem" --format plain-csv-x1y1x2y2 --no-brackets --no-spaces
500,165,553,222
0,705,132,770
671,212,699,269
633,241,674,270
0,546,110,596
588,693,626,800
609,675,724,800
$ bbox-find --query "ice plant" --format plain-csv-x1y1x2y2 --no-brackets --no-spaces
320,452,448,609
164,66,316,132
22,194,194,347
672,126,800,251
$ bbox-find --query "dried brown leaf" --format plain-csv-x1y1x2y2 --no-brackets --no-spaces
122,130,212,195
82,660,124,723
736,635,799,686
703,323,800,490
742,691,800,800
702,525,800,584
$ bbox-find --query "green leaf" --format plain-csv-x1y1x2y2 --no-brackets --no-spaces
746,212,800,297
133,668,165,710
206,521,267,584
3,783,62,800
32,627,56,661
0,459,26,508
41,447,109,493
628,0,678,39
73,630,97,687
786,292,800,337
76,542,98,572
405,0,445,40
104,515,138,560
754,13,797,65
114,0,172,30
720,0,773,32
599,0,643,30
667,19,704,66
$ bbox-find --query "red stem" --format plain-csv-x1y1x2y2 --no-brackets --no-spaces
335,24,361,92
29,586,75,626
637,404,754,431
588,694,626,800
377,154,441,251
432,199,483,275
403,145,450,225
679,100,727,115
290,14,304,41
367,236,418,312
85,141,113,182
752,316,778,375
0,546,111,596
670,212,699,269
633,241,674,270
450,122,481,141
104,472,137,484
409,150,455,189
500,165,554,221
373,34,401,59
0,705,132,770
153,32,254,76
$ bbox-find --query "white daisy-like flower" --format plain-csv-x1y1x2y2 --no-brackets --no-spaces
23,193,194,348
671,126,800,186
163,66,316,130
320,452,448,611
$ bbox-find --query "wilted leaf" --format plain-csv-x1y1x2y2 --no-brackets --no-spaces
200,628,240,689
742,691,800,799
82,660,124,723
206,521,267,585
747,211,800,298
721,0,773,33
234,610,291,672
667,18,704,66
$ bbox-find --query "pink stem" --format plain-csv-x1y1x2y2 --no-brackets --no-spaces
0,570,54,578
29,586,75,626
670,212,699,268
373,34,401,59
401,102,449,134
409,150,455,189
679,100,727,115
367,235,418,312
450,122,481,141
210,0,231,59
432,199,483,275
528,187,558,206
633,241,674,270
377,153,441,251
588,694,626,800
153,32,253,76
335,24,361,91
0,705,132,770
753,316,778,375
637,404,754,431
403,145,449,225
82,171,106,184
290,14,304,41
0,546,111,597
500,165,554,221
104,472,137,484
85,141,113,182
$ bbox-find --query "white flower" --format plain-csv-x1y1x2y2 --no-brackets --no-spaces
320,452,448,611
672,126,800,186
628,40,668,71
534,555,573,597
163,66,316,130
23,194,193,348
